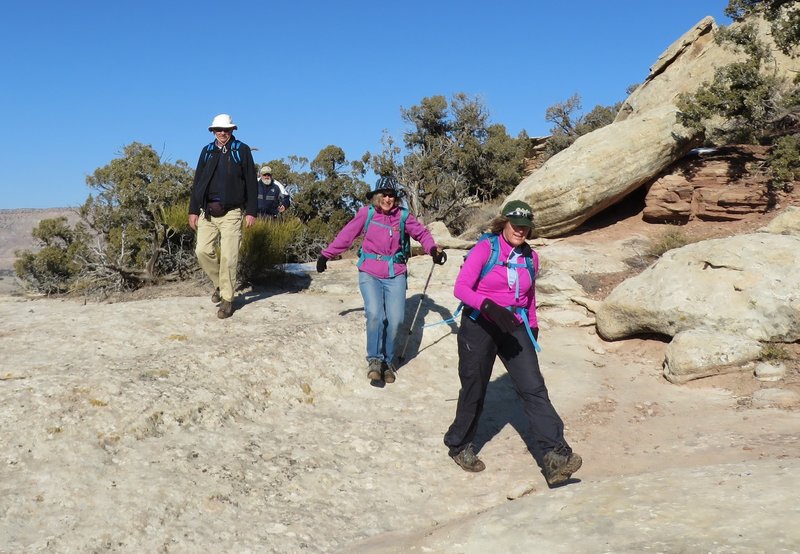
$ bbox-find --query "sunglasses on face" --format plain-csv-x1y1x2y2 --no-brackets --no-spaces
212,129,232,133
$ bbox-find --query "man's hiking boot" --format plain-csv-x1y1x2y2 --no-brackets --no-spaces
543,450,582,486
382,361,397,384
450,444,485,472
211,288,221,303
367,359,383,381
217,300,234,319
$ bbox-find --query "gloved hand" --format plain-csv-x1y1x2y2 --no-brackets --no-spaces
480,298,519,334
430,247,447,265
316,255,328,273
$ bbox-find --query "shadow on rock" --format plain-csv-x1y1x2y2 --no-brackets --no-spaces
397,292,458,365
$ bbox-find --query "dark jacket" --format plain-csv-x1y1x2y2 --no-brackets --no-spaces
189,136,258,216
257,179,290,217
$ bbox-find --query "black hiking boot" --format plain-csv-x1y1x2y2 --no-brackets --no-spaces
211,288,221,303
450,444,485,473
382,361,397,384
543,450,582,486
217,300,234,319
367,359,383,381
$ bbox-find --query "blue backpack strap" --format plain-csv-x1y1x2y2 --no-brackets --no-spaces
515,308,542,352
361,205,375,234
393,208,410,264
230,140,241,164
479,234,501,279
525,255,536,283
203,141,215,163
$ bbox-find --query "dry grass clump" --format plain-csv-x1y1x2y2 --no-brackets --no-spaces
644,228,697,259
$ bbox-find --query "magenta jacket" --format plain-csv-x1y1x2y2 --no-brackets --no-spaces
454,234,540,328
322,205,439,279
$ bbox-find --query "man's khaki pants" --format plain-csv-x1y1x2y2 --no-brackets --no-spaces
195,208,243,303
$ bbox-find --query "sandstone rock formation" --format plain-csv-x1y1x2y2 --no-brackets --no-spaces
617,16,800,123
596,231,800,344
662,329,763,384
506,106,699,237
506,14,799,238
642,145,771,223
595,207,800,383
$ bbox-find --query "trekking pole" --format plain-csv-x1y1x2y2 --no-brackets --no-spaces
398,260,436,362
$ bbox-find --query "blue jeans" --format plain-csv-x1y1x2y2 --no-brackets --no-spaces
358,271,407,364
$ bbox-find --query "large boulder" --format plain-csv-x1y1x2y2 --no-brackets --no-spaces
617,16,800,123
595,232,800,342
506,105,699,237
662,329,763,384
758,205,800,236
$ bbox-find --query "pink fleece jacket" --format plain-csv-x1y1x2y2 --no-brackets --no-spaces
322,205,438,279
454,234,540,328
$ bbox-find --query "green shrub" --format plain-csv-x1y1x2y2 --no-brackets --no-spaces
239,217,305,285
161,200,191,234
13,217,91,294
768,135,800,190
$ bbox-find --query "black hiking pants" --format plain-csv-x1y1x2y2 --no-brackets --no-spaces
443,311,571,459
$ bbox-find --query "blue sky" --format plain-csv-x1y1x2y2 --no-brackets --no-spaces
1,1,731,209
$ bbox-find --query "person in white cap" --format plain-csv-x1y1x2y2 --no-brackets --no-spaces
188,114,258,319
256,165,290,218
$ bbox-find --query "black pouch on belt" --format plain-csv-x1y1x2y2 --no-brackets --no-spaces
206,201,226,217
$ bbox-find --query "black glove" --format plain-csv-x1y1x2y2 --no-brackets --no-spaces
316,255,328,273
480,298,519,334
430,248,447,265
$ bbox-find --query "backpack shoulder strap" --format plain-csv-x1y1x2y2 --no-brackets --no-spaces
525,253,536,283
203,141,215,163
362,205,375,235
230,140,241,164
399,208,410,257
478,234,500,280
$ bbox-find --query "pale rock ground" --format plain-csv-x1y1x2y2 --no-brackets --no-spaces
1,212,799,553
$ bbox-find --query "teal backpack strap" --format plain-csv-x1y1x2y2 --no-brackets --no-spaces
478,234,500,280
356,205,376,271
362,205,375,234
203,141,215,163
394,208,410,263
516,308,542,352
231,140,241,163
423,302,464,328
526,255,536,284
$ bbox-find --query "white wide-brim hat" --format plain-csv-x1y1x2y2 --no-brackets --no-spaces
208,113,238,131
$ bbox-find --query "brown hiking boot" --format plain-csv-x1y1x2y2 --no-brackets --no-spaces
543,450,582,486
217,300,234,319
450,444,485,473
382,361,397,384
367,359,383,381
211,288,221,303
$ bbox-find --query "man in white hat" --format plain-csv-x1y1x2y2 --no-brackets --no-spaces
188,113,258,319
